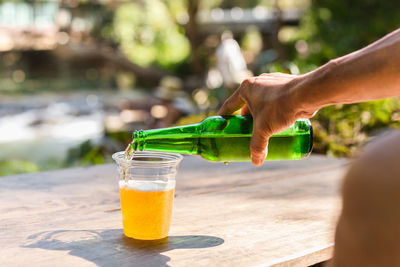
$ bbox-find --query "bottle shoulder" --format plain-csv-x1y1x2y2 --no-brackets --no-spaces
200,115,253,125
200,115,253,135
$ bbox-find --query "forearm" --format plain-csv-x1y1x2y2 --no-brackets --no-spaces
294,28,400,116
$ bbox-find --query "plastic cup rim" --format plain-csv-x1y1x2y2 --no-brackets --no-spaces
112,151,183,167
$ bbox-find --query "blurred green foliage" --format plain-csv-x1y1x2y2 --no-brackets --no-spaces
312,100,400,157
0,159,39,176
65,140,108,167
293,0,400,66
112,1,190,70
270,0,400,157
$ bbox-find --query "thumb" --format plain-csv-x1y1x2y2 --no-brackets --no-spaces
241,104,250,115
250,125,270,166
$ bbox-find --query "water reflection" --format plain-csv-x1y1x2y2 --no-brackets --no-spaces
0,93,104,163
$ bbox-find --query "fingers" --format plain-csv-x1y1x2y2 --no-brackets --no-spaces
218,76,257,115
218,89,245,115
250,124,271,166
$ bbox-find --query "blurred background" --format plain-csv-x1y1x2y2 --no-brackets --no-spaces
0,0,399,176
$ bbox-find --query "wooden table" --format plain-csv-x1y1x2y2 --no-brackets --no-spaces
0,155,348,267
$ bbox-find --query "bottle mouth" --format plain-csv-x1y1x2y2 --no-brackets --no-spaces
112,151,183,167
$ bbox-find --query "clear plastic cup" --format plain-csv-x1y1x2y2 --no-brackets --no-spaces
112,151,183,240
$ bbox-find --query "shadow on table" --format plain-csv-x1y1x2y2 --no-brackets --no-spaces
22,229,224,267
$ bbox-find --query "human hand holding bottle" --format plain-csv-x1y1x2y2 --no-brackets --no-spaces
218,73,315,166
218,28,400,166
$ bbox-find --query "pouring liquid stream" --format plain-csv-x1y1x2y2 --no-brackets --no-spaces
122,143,135,181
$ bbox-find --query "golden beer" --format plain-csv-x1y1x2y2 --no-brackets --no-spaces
119,180,175,240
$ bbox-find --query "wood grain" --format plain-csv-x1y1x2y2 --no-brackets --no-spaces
0,155,348,267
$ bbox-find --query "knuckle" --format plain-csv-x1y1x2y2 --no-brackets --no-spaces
241,77,257,87
239,81,260,102
241,78,251,86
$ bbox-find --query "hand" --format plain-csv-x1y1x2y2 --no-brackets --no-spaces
218,73,315,166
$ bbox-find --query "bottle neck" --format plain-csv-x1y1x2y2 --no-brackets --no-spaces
131,123,201,155
131,130,146,151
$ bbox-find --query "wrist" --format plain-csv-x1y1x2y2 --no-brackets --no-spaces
290,60,341,118
288,74,320,119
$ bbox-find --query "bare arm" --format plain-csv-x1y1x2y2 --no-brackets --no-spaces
218,28,400,166
295,28,400,116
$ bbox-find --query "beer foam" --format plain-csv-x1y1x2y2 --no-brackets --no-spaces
119,180,175,192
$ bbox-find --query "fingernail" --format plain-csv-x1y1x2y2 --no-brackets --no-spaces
252,156,263,166
253,148,268,166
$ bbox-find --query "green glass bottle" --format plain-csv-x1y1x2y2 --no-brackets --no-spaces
128,115,313,162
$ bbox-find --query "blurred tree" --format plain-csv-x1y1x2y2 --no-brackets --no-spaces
185,0,204,74
0,0,278,90
110,0,267,75
113,1,190,71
